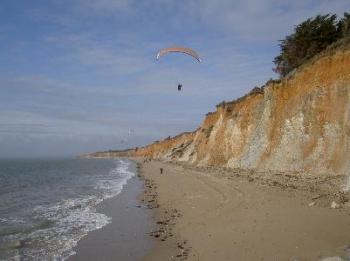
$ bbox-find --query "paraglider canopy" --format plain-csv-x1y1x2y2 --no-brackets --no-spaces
156,47,201,63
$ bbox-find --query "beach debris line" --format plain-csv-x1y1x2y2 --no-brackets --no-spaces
137,163,192,260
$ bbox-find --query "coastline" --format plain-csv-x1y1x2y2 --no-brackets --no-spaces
69,162,155,261
136,158,350,260
136,159,192,260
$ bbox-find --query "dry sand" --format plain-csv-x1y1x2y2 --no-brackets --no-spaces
136,159,350,261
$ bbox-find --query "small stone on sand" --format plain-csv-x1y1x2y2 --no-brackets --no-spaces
330,201,340,209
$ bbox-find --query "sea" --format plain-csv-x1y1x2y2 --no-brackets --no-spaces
0,158,136,260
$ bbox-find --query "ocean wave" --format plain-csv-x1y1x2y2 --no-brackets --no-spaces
0,158,136,260
95,159,135,200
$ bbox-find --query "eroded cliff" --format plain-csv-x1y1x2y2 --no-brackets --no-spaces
133,42,350,188
84,42,350,188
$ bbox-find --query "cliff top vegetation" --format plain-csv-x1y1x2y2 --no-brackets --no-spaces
273,12,350,77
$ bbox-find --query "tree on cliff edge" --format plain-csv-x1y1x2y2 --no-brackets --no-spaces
273,13,350,77
338,12,350,37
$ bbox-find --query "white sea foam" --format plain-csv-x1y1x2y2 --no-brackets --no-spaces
28,197,111,260
95,159,135,200
0,217,8,222
3,158,136,260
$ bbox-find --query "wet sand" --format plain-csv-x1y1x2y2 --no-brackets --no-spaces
138,159,350,260
69,175,155,261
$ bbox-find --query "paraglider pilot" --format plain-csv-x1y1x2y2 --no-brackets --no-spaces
177,84,182,91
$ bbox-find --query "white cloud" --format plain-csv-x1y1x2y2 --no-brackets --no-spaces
178,0,350,42
46,32,157,76
3,0,350,157
74,0,350,42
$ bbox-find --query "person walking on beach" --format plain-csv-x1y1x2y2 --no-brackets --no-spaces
160,168,163,174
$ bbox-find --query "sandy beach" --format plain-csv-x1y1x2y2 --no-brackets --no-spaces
137,159,350,261
69,174,155,261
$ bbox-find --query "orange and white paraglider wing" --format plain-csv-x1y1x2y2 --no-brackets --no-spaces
156,47,201,62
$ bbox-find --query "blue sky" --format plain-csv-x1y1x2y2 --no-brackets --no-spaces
1,0,349,157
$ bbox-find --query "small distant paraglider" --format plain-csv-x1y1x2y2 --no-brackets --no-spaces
120,138,128,145
156,46,201,91
120,128,135,145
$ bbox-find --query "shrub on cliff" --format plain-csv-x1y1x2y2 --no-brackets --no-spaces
273,12,350,77
338,12,350,37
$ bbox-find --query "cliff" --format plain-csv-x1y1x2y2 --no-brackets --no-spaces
86,40,350,189
133,41,350,188
80,149,135,158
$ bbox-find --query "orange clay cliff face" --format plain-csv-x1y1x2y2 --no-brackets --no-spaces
85,43,350,189
134,43,350,188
